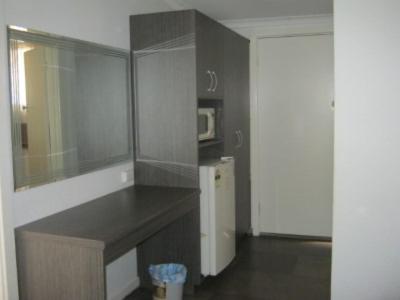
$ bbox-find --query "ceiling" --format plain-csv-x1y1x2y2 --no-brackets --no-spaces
165,0,333,20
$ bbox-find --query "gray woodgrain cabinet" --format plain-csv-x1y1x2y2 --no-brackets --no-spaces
196,12,224,100
130,8,250,284
131,10,198,189
223,29,251,242
130,10,229,188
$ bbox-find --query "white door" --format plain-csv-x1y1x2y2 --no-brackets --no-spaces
256,34,334,237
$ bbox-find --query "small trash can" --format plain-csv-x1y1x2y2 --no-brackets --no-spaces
149,263,187,300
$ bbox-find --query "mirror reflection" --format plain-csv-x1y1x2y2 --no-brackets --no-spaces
8,27,132,190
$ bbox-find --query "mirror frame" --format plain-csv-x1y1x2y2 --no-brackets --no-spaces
7,25,134,191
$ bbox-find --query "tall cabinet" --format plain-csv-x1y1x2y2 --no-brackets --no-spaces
130,9,250,287
223,30,251,241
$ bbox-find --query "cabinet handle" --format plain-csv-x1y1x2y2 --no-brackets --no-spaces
212,71,218,92
235,130,241,148
207,70,213,92
238,130,244,148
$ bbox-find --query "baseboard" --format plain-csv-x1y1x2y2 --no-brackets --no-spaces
108,277,140,300
260,232,332,242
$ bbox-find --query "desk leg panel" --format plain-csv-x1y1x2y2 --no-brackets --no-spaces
16,235,105,300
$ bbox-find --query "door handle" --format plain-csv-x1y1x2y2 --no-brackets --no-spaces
212,71,218,92
206,70,214,92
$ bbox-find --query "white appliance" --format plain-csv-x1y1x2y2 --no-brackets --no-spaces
200,158,236,276
198,108,216,141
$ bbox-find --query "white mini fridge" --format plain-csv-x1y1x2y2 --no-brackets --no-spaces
200,158,236,276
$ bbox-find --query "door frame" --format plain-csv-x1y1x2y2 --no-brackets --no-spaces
224,15,334,236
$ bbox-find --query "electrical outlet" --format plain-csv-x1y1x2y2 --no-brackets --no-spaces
121,169,134,183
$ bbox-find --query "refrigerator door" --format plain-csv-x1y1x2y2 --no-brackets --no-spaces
200,159,236,276
211,160,236,275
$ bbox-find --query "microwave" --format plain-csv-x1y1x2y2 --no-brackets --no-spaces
198,108,216,141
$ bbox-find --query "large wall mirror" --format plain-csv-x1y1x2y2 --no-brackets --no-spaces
8,26,133,190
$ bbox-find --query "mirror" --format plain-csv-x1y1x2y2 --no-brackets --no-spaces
8,27,132,190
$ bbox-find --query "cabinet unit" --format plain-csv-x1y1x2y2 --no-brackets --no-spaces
131,10,198,189
130,9,250,286
131,10,228,189
131,11,201,291
224,29,251,242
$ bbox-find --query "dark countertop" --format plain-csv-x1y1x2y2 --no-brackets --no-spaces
16,185,199,263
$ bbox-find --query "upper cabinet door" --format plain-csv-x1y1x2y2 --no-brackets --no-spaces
223,29,239,156
196,12,224,100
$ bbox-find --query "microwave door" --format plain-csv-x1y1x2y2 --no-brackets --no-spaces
199,112,215,141
199,108,216,141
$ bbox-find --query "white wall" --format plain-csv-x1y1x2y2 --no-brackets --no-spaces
0,0,173,299
0,0,20,298
222,15,333,236
0,0,19,298
332,0,400,299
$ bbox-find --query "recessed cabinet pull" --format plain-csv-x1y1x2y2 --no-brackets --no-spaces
207,70,213,92
212,71,218,92
238,130,244,148
235,130,241,148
